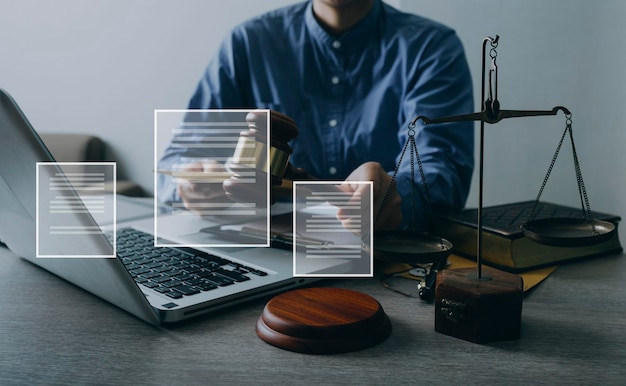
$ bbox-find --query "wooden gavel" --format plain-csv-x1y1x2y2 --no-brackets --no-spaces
223,110,316,206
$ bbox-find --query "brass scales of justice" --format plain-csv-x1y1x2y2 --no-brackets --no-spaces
374,35,616,343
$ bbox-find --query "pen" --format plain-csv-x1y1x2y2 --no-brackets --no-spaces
239,226,333,249
155,170,232,181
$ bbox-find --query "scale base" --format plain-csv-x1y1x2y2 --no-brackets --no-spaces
435,267,523,343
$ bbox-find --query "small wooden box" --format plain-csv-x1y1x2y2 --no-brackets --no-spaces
435,267,523,343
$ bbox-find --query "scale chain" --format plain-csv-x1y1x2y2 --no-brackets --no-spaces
376,126,435,232
409,135,416,230
567,115,597,234
526,113,598,235
375,128,410,226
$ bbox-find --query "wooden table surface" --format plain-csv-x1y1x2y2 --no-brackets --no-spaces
0,245,624,385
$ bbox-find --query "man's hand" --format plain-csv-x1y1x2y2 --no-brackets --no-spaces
175,161,233,214
338,161,402,231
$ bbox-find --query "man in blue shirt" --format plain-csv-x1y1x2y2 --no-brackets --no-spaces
158,0,474,231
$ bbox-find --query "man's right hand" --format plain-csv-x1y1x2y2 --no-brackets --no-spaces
337,161,402,231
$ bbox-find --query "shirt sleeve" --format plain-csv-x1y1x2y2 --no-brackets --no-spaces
394,30,474,231
156,29,249,205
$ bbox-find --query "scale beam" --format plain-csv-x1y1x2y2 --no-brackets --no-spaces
411,106,571,126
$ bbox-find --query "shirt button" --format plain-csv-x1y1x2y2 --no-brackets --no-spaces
332,40,341,49
331,76,340,85
329,166,337,175
329,119,338,127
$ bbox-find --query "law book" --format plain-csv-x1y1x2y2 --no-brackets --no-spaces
433,201,623,272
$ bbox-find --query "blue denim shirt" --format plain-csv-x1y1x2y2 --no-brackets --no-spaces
158,0,474,230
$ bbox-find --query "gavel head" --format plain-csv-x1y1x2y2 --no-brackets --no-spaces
223,110,314,206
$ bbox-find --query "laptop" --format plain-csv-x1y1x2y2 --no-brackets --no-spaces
0,88,351,325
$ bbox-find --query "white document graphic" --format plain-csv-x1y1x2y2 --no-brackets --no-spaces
293,181,373,277
36,162,116,258
154,109,270,247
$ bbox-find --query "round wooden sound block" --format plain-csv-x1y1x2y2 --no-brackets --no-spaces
256,287,392,354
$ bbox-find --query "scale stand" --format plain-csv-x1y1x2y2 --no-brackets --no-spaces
411,35,575,343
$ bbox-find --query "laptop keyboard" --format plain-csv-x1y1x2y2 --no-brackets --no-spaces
114,228,268,300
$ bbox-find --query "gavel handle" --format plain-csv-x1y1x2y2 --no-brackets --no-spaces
283,165,346,194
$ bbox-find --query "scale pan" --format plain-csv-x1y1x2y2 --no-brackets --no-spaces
373,231,452,264
522,218,615,247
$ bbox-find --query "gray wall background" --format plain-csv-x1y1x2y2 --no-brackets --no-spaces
1,0,624,241
406,0,626,244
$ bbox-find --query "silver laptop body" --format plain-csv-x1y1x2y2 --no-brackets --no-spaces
0,89,333,325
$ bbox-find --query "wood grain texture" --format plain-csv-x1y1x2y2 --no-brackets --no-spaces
256,287,391,354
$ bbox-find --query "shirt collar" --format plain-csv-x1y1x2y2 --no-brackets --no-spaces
305,0,381,49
